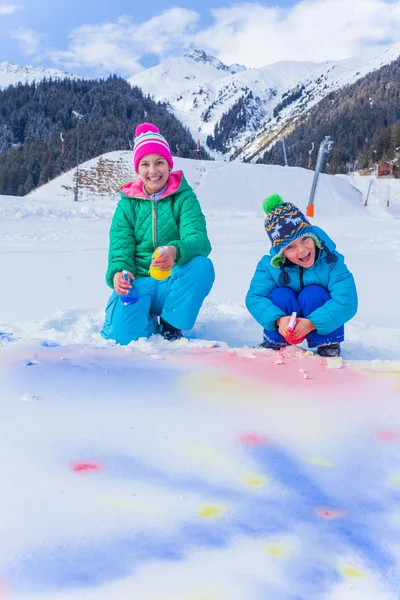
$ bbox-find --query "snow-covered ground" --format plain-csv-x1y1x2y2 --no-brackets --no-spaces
8,152,400,358
1,154,400,599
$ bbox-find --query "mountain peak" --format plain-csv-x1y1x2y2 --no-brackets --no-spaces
184,48,246,74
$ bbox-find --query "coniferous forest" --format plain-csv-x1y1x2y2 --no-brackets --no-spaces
258,58,400,175
0,76,210,196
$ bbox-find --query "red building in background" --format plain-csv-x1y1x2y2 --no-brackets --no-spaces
377,162,396,177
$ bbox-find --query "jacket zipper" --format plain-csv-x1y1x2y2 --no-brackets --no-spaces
299,266,304,290
152,200,158,249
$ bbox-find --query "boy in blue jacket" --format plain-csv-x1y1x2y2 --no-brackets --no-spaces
245,194,358,357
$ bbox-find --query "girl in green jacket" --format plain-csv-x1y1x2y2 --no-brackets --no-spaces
101,123,214,345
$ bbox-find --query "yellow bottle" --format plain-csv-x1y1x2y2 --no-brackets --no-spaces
149,246,172,280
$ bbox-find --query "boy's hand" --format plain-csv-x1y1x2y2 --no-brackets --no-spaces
289,318,315,341
277,316,315,344
113,271,135,295
277,316,292,338
151,246,176,271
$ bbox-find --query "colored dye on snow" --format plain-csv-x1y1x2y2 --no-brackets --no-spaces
198,506,226,518
71,462,101,473
239,432,269,446
315,509,347,520
376,429,400,442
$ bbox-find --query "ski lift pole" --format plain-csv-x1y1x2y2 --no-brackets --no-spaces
308,142,314,169
72,111,83,202
306,136,333,218
364,180,373,206
282,138,288,167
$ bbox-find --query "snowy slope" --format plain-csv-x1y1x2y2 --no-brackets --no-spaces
0,60,77,89
2,154,400,599
129,43,400,159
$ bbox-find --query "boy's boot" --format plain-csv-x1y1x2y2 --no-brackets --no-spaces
316,343,341,357
159,317,182,342
258,342,283,350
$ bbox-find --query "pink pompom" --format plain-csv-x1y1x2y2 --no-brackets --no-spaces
135,122,160,137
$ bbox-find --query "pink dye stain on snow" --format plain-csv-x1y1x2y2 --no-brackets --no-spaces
71,462,102,473
376,429,400,442
315,508,347,520
239,433,269,446
182,348,364,394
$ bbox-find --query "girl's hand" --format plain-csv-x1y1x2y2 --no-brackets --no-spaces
113,271,135,295
151,246,176,271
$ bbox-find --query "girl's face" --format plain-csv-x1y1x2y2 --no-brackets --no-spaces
138,154,171,194
282,235,316,268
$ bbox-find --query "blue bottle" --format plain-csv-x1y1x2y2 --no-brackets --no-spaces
119,271,140,305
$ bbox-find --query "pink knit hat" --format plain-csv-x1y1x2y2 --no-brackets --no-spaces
133,123,174,173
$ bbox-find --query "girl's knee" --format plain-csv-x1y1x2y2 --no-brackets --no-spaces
190,256,214,275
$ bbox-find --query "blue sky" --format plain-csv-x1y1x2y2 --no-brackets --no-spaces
0,0,399,77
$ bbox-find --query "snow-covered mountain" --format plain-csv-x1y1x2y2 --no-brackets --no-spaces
129,49,323,155
0,60,77,90
129,43,400,160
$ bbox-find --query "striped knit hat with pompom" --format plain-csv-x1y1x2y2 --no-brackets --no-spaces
133,122,174,173
263,194,321,267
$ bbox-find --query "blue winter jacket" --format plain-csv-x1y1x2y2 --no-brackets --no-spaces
245,226,358,335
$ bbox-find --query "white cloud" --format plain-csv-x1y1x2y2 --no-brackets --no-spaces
195,0,400,67
10,27,41,55
42,0,400,76
0,3,22,14
48,9,199,76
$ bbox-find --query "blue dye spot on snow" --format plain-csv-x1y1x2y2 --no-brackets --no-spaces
7,443,398,597
41,341,60,348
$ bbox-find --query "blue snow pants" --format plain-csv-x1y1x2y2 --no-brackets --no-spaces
101,256,215,345
263,285,345,349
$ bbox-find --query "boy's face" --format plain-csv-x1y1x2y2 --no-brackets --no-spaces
138,153,171,194
282,235,316,268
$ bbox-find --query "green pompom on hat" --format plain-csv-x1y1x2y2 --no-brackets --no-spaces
262,193,284,215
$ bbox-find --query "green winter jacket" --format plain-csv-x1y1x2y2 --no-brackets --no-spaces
106,171,211,287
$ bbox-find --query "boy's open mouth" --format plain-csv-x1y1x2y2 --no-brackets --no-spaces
299,252,312,264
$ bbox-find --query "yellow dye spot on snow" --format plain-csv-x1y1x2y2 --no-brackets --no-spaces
243,473,268,487
266,543,289,558
340,565,365,578
178,372,267,403
391,476,400,485
306,457,333,468
198,505,226,518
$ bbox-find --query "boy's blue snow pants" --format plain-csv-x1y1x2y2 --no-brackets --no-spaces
101,256,215,345
263,285,344,348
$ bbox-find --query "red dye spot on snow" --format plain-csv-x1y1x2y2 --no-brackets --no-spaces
71,462,101,473
0,582,8,598
376,429,400,442
315,508,347,520
239,433,269,446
